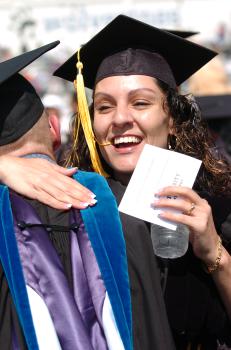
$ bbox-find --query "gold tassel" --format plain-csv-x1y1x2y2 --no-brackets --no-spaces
72,49,108,177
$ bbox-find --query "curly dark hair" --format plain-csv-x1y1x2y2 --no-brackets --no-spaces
157,80,230,195
66,78,231,196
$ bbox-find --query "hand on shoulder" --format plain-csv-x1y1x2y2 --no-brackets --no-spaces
0,155,96,210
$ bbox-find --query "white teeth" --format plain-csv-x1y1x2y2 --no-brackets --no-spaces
114,136,141,145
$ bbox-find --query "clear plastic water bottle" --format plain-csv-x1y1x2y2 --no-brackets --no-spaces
150,223,189,258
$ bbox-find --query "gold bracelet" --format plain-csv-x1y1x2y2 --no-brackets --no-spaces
204,236,223,274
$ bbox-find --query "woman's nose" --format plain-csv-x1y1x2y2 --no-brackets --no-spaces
112,106,133,127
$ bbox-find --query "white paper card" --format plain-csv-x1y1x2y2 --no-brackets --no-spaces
118,144,202,230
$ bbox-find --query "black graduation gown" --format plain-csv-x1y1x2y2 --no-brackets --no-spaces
164,192,231,350
108,178,231,350
108,178,176,350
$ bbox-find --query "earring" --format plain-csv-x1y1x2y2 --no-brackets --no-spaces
167,134,177,150
168,135,172,150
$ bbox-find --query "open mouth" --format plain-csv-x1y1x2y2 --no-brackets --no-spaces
113,136,142,148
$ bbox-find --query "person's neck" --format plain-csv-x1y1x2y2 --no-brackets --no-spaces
0,143,55,161
22,153,56,163
112,170,132,186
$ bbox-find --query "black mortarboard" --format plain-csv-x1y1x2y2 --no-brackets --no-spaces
195,95,231,120
53,15,216,177
165,29,199,38
54,14,216,89
0,40,60,146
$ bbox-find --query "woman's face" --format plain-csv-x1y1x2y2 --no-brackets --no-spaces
93,75,173,182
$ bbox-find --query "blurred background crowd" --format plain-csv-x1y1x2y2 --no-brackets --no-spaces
1,0,231,162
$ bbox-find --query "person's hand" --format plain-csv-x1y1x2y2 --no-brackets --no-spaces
0,156,97,210
153,186,220,265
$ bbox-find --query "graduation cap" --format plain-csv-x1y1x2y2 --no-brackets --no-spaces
0,40,60,146
53,14,217,176
54,14,216,88
164,29,199,38
195,95,231,120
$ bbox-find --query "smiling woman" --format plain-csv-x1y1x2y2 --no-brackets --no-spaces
93,75,171,183
0,13,230,350
51,14,231,350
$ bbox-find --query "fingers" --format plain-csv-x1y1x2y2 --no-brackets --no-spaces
153,186,220,263
185,202,196,216
154,186,209,218
49,164,95,199
37,192,94,210
157,210,196,228
2,157,98,209
28,159,96,206
153,186,212,231
33,172,97,209
50,163,78,176
34,190,73,210
153,196,197,216
156,186,201,204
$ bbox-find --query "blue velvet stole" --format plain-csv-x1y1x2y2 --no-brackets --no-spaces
74,171,133,350
0,170,133,350
0,185,39,349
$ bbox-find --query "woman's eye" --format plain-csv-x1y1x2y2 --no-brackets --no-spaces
95,104,112,112
133,100,151,107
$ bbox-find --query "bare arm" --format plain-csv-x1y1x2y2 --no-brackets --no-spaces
0,155,96,210
212,248,231,320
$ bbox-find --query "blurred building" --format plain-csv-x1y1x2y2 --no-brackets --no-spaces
1,0,231,54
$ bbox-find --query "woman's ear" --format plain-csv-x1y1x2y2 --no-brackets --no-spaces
168,116,174,135
48,114,61,151
167,117,178,150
